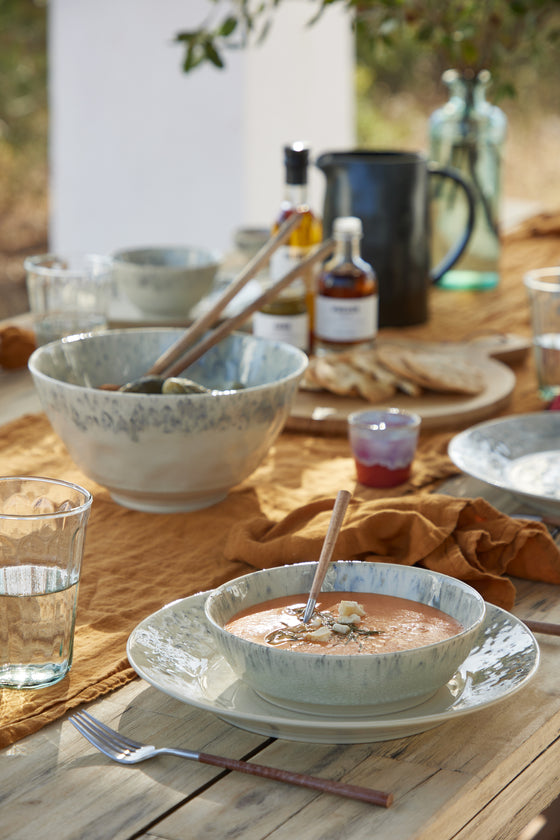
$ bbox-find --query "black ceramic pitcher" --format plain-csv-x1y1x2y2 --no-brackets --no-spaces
316,151,475,328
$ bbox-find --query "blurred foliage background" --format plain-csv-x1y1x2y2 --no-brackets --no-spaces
0,0,47,210
0,0,48,317
354,4,560,207
0,1,558,316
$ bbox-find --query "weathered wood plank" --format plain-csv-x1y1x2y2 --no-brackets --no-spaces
140,749,469,840
445,736,560,840
0,682,271,840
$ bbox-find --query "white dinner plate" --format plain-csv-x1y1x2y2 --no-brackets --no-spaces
126,591,539,744
449,412,560,517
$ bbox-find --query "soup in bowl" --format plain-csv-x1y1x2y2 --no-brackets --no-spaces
204,561,486,715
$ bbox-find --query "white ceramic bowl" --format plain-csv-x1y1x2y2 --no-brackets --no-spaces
449,412,560,516
205,561,486,715
112,246,221,317
28,328,307,513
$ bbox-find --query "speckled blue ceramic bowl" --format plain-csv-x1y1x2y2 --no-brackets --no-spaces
28,328,307,513
205,561,486,715
112,246,221,317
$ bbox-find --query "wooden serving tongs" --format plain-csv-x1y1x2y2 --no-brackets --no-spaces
101,213,334,390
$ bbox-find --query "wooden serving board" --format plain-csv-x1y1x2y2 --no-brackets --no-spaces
286,338,519,435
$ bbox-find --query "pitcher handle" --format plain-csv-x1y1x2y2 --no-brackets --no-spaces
428,163,476,284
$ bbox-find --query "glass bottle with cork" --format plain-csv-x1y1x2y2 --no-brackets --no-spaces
253,142,322,352
314,216,378,355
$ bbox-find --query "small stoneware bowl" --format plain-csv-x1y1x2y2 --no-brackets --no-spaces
28,328,307,513
204,561,485,715
112,246,221,317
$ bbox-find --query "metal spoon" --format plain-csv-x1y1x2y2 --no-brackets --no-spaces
302,489,352,624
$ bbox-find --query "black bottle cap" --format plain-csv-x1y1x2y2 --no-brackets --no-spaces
284,142,310,185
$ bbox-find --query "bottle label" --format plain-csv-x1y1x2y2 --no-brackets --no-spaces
315,295,378,342
253,311,309,351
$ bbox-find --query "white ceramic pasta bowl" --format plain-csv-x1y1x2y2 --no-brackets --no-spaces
204,561,486,715
28,328,307,513
449,412,560,516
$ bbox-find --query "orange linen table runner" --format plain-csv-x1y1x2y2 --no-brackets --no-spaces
1,212,560,748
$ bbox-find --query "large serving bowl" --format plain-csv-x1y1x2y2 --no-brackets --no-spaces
205,561,486,715
112,246,221,317
28,328,307,513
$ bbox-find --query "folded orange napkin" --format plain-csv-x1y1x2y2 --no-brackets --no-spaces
225,494,560,610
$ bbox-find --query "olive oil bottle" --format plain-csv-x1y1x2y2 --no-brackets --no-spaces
253,142,322,352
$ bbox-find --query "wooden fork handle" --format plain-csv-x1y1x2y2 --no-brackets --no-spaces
196,751,393,807
523,619,560,636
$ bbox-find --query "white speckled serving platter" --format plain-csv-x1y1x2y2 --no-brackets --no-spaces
127,590,539,744
449,412,560,517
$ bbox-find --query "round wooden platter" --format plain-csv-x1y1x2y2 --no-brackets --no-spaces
285,344,518,436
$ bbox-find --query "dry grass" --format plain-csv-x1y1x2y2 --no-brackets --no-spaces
503,110,560,207
0,188,48,320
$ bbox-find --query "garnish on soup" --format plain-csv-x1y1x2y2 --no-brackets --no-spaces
225,592,463,655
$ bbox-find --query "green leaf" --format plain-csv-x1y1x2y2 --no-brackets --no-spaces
218,16,238,37
416,23,433,41
183,45,203,73
204,39,224,69
175,31,196,44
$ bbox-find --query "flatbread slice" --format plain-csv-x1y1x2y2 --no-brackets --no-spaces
377,345,484,395
348,349,423,396
313,357,396,403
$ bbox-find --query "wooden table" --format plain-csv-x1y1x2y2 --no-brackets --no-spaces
1,366,560,840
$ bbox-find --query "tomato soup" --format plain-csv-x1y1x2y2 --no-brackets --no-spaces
225,591,463,655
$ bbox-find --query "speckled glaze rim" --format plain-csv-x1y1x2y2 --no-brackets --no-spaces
28,328,309,397
205,560,486,662
448,411,560,510
126,591,539,743
111,245,222,269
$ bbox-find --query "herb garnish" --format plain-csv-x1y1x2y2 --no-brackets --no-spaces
264,604,382,647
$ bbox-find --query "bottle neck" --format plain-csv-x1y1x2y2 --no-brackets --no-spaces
283,182,308,209
444,69,490,112
334,234,361,261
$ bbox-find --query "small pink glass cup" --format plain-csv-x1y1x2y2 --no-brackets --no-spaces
348,408,421,488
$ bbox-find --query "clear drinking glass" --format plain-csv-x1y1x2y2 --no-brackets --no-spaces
0,476,92,689
524,267,560,402
24,253,113,345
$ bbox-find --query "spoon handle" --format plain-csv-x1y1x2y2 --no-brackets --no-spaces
303,489,352,623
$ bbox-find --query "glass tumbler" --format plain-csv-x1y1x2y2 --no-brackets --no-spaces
0,476,92,689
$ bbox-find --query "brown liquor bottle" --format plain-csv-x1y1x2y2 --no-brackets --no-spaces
314,216,378,355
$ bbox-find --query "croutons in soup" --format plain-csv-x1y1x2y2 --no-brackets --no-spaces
225,591,463,655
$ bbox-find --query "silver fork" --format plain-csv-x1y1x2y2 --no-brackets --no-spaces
69,710,393,807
